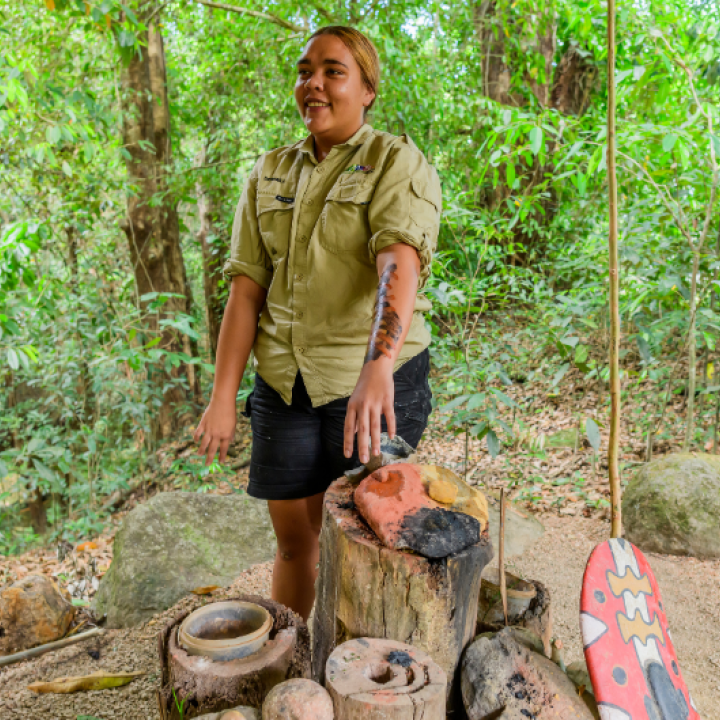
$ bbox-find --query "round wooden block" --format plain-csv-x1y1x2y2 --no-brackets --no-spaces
326,637,446,719
313,477,493,712
157,595,310,719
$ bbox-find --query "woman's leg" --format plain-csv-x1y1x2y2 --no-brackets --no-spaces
267,490,326,621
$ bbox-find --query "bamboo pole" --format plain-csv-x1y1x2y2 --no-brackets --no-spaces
499,488,508,625
607,0,622,538
0,628,104,668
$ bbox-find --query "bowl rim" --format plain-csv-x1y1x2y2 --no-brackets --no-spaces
178,600,273,651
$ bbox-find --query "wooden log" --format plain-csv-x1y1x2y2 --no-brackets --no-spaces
326,637,446,719
157,595,310,720
312,477,493,713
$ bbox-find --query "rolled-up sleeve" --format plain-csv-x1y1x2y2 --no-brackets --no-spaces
367,141,442,287
222,155,273,289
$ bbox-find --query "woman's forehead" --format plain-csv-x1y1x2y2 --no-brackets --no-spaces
298,35,356,66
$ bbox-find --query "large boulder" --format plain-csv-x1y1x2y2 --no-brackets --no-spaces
94,492,276,627
461,628,594,719
623,453,720,558
0,575,75,654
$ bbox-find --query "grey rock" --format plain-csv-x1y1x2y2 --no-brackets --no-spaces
461,628,594,719
345,432,416,483
486,492,545,557
94,492,276,627
623,453,720,558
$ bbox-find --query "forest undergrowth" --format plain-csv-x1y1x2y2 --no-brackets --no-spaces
1,306,715,613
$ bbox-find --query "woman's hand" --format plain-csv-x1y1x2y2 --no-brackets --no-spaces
344,360,396,464
194,399,237,467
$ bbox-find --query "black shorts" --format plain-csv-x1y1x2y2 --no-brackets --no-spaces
244,349,432,500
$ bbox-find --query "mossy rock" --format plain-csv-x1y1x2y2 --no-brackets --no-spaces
623,453,720,559
94,492,276,627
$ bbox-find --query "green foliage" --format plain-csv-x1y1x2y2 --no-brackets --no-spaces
1,0,719,551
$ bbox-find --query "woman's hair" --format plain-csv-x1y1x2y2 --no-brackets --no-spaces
308,26,380,116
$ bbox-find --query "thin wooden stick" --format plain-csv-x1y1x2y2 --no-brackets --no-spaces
0,628,104,668
499,488,508,626
607,0,622,539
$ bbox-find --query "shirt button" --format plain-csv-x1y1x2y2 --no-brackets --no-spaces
317,166,324,173
297,273,304,281
271,247,277,255
305,198,313,206
299,235,308,243
298,347,305,354
297,311,304,318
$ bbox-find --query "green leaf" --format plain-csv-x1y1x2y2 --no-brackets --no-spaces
7,348,19,370
440,394,469,413
585,418,601,452
32,458,56,482
662,133,677,152
489,387,520,409
486,430,501,459
47,125,62,144
0,459,7,477
71,598,90,607
711,134,720,158
529,127,543,156
506,161,515,188
467,393,486,411
62,161,73,178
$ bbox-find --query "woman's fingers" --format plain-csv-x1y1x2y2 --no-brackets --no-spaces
344,405,357,458
218,437,230,464
357,405,371,464
205,436,220,467
384,400,397,441
193,417,205,443
369,404,382,459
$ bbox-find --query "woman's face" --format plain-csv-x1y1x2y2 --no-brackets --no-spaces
294,34,375,141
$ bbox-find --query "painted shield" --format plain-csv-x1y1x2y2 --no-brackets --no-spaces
580,538,701,720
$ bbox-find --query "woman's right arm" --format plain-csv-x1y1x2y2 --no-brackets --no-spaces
194,274,267,466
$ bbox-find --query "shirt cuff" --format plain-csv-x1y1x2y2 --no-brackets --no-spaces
369,229,433,288
222,259,272,290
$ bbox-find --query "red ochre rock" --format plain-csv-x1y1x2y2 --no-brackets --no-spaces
354,464,480,558
0,574,75,655
262,679,333,720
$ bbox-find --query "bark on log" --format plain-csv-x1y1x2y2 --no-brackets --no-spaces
312,477,493,713
326,637,446,720
157,595,310,720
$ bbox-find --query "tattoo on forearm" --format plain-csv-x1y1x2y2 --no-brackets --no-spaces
365,263,403,363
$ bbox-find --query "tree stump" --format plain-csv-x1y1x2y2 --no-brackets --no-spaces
312,477,493,712
326,638,446,719
157,595,310,720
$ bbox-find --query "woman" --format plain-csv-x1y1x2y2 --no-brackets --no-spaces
194,26,442,621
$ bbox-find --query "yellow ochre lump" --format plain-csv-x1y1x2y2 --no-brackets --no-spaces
429,479,458,505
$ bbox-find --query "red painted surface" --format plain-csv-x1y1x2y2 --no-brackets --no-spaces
581,539,700,720
354,464,437,550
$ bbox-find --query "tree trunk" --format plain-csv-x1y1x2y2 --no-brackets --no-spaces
684,251,700,450
312,477,493,714
119,17,196,440
195,143,227,362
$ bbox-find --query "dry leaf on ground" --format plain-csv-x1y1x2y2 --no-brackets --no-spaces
27,670,144,694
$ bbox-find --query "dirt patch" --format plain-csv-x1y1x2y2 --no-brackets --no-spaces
502,514,720,716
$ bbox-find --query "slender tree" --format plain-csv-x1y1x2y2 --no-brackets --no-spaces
606,0,621,538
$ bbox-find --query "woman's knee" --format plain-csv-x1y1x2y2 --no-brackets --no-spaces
268,498,322,561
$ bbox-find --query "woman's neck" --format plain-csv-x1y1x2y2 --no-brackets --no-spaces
312,120,366,162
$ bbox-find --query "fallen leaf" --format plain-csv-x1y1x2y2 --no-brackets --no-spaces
27,670,144,694
77,541,98,552
192,585,220,595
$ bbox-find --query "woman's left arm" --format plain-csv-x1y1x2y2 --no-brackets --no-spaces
343,242,421,464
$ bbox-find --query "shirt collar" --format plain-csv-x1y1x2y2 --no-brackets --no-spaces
298,123,373,159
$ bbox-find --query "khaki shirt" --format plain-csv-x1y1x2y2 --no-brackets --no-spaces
223,123,442,406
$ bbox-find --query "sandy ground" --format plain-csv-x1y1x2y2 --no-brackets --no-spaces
1,514,718,719
506,515,720,717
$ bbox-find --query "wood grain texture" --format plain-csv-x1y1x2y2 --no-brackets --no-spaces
312,477,493,713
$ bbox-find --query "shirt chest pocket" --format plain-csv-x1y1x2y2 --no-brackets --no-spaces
257,193,295,260
319,177,375,257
